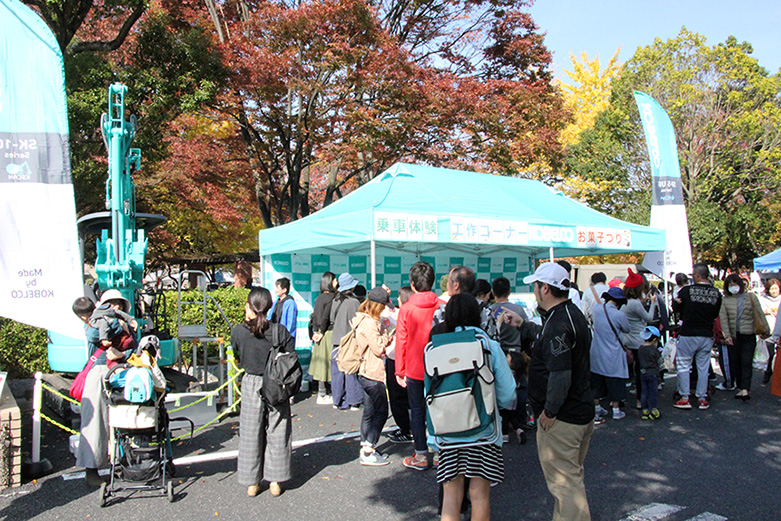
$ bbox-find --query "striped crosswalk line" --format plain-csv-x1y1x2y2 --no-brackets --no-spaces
683,514,728,521
619,503,686,521
619,503,728,521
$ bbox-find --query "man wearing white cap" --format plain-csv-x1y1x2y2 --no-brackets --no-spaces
502,262,594,521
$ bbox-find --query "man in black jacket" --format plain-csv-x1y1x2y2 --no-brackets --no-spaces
671,263,721,409
502,262,594,521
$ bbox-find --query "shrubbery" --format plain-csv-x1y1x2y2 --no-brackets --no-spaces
0,318,50,378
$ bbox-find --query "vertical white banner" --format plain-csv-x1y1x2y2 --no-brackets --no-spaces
0,0,83,337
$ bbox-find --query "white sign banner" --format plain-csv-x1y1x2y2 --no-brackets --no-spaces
374,212,438,241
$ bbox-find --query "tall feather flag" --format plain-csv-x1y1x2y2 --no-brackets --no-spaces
633,91,693,280
0,0,84,337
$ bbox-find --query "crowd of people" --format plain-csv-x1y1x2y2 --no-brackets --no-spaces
71,259,781,520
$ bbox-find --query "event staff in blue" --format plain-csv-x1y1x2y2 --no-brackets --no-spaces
268,277,298,338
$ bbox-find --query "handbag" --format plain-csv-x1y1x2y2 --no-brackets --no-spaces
751,294,770,339
70,346,107,401
603,304,633,365
261,325,303,406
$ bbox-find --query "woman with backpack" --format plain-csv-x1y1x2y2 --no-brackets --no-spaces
309,271,338,405
353,286,394,465
330,273,364,410
233,287,294,497
436,294,515,521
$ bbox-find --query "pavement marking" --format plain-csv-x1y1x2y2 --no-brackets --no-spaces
62,427,397,479
619,503,686,521
62,468,111,481
683,514,727,521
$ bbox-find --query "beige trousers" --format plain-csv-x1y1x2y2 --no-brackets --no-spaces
536,418,594,521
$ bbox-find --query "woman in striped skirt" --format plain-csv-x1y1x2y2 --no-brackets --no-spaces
436,294,516,521
232,287,294,497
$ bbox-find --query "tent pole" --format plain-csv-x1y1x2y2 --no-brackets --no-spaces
370,239,376,287
549,247,554,262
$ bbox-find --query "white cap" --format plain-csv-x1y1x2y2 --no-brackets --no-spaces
523,263,570,291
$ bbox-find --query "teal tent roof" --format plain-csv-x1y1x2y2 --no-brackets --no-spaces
259,163,666,259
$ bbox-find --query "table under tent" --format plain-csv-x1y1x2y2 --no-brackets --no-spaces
259,162,668,355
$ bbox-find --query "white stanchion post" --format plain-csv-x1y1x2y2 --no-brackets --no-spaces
370,239,376,288
32,372,42,463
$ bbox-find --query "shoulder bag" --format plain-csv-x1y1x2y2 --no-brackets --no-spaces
603,304,634,366
751,293,771,339
70,346,107,401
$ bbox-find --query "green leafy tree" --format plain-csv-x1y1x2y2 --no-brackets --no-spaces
565,28,781,270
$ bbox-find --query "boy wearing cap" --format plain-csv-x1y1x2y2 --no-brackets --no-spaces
502,262,594,521
638,326,662,420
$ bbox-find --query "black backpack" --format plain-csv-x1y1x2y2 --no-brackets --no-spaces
261,325,303,405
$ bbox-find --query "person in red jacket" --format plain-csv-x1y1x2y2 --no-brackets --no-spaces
395,261,442,470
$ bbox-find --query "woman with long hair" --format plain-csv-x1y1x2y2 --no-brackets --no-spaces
233,287,294,497
436,294,515,521
719,274,767,400
309,271,338,404
354,287,394,465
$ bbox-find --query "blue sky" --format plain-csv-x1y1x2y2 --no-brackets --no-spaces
529,0,781,81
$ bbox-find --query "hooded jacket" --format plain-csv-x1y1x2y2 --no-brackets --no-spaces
394,291,440,381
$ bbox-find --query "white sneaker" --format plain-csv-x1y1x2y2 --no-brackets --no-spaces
595,405,608,417
612,410,626,420
316,394,333,405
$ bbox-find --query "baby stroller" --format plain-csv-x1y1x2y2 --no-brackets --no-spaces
100,336,176,506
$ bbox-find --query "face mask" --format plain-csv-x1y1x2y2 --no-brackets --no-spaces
728,285,740,294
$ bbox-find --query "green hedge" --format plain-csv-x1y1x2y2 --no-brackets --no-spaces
0,288,251,377
0,318,49,378
157,288,250,362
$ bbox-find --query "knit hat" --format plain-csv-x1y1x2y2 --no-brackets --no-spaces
624,268,643,289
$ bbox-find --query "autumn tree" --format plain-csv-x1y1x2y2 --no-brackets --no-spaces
565,28,781,269
195,0,566,228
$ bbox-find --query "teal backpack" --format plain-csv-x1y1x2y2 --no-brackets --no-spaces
123,366,154,403
424,328,500,448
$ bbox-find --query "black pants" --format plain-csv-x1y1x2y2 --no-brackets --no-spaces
735,333,757,391
718,343,739,386
406,377,427,453
385,359,410,435
765,341,777,375
357,376,388,448
630,348,641,403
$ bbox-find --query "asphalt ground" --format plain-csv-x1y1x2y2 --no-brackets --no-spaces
2,367,781,521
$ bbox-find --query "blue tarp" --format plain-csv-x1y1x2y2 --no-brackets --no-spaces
754,249,781,270
259,162,667,259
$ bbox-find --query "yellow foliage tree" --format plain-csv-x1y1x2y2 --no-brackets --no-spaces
559,48,622,147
